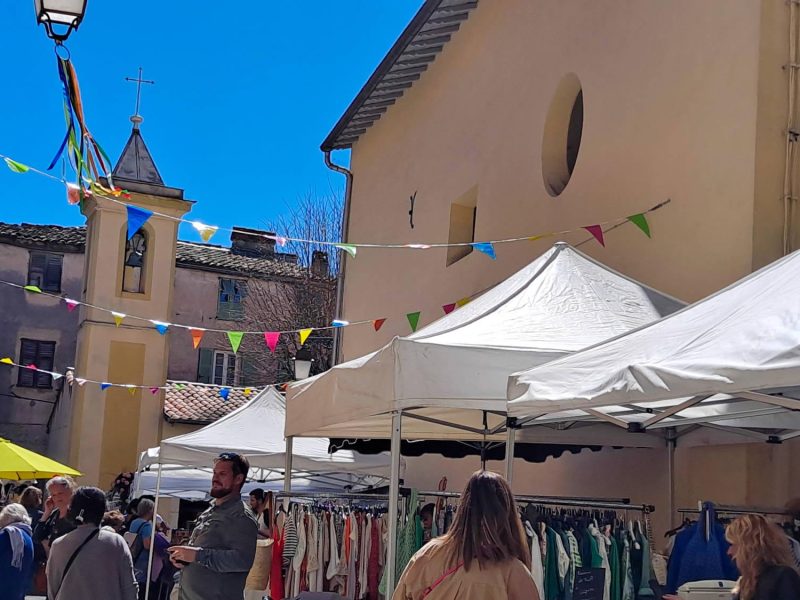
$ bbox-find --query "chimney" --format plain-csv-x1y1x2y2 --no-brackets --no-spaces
230,227,276,258
311,250,329,277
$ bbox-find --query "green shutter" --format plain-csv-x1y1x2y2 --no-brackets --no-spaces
197,348,214,384
240,352,259,387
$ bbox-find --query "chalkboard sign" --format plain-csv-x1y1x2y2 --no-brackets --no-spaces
573,568,605,600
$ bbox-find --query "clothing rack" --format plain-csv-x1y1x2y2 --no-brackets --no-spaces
274,491,391,503
677,502,789,516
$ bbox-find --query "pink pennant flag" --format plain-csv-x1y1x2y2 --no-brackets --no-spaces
64,298,79,312
26,364,37,370
264,332,280,353
149,387,160,395
442,303,456,315
583,225,605,247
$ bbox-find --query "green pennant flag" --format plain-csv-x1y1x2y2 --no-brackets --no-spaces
335,244,358,258
23,285,42,294
406,311,421,333
627,214,651,238
4,158,30,174
227,331,244,354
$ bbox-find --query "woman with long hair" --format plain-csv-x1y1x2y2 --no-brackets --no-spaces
392,470,539,600
726,514,800,600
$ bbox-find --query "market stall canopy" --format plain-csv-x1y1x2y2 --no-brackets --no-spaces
286,242,684,442
158,387,399,477
507,249,800,443
0,438,81,480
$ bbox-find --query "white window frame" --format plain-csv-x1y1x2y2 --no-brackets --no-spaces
212,350,239,386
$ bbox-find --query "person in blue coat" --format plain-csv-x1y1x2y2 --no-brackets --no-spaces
0,503,35,600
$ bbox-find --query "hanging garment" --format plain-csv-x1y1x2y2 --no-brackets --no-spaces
283,509,298,569
326,512,340,581
525,521,545,600
307,515,320,592
379,490,420,596
270,527,285,600
637,524,654,597
346,514,359,600
554,530,571,589
619,528,635,600
367,516,380,600
560,530,575,600
589,524,611,600
292,510,308,597
544,527,562,600
608,532,621,600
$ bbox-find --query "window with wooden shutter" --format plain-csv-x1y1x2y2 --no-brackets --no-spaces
217,279,246,320
27,252,63,293
17,338,56,388
197,348,214,384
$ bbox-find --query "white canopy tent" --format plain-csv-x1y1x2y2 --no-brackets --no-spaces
285,242,685,591
507,248,800,452
286,242,684,441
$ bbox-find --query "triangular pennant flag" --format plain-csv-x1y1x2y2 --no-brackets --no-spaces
373,318,386,332
112,312,125,327
127,387,137,396
76,378,87,386
264,332,280,353
126,205,153,240
100,382,112,391
332,319,349,328
442,303,456,315
472,242,496,260
192,221,219,243
227,331,244,354
276,236,288,247
52,372,63,380
0,357,13,365
456,297,471,308
527,234,551,242
174,383,186,390
66,183,81,205
583,225,606,247
334,243,357,258
64,298,79,312
244,388,252,398
406,311,421,333
25,364,37,370
627,214,651,238
190,328,205,350
4,157,30,173
150,387,160,395
298,328,313,346
23,285,42,294
153,322,169,335
219,387,230,401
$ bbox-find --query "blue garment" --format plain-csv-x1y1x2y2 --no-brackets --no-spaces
129,518,153,583
0,526,35,600
667,504,738,593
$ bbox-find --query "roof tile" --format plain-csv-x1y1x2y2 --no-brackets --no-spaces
164,381,258,424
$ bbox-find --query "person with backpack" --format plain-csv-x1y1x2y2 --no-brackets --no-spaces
127,498,171,599
46,486,138,600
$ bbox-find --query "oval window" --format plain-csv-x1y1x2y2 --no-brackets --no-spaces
542,74,583,197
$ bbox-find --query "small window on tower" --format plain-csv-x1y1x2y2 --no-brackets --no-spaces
122,228,148,294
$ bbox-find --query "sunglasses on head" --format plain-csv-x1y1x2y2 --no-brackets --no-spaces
218,452,241,461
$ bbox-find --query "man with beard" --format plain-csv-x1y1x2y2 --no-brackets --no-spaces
168,452,257,600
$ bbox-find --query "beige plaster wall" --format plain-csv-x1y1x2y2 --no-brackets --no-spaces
337,0,794,530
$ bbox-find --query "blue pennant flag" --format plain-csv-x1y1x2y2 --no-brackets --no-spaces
154,323,169,335
219,387,230,401
100,382,112,391
473,242,496,260
127,205,153,240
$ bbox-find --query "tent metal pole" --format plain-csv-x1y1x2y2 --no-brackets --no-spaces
284,436,293,493
386,411,403,594
505,427,516,484
144,462,162,600
667,429,676,528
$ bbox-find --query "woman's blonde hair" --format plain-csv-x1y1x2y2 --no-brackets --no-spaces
726,514,798,600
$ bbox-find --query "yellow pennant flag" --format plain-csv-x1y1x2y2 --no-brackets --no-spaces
127,387,137,396
244,388,253,398
298,328,313,346
112,311,125,327
1,357,13,365
456,297,471,308
192,221,219,243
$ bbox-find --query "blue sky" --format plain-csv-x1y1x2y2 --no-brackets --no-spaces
0,1,422,241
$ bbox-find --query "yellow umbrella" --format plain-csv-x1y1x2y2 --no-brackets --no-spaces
0,438,81,480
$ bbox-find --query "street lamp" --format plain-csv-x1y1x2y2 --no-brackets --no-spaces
292,347,313,381
34,0,87,42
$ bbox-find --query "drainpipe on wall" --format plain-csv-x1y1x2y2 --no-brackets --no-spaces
324,150,354,366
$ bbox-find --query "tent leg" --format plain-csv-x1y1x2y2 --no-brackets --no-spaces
144,463,162,600
386,411,403,595
505,427,516,485
667,430,676,528
284,436,293,493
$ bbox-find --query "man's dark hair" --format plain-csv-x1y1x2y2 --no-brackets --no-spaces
250,488,266,502
67,487,107,526
420,503,436,519
215,452,250,489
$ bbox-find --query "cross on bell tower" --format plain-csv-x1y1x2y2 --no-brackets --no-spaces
124,67,154,130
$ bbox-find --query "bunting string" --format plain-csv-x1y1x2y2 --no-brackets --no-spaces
0,152,667,255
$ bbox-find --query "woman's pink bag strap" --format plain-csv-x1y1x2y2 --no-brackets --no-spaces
422,562,464,598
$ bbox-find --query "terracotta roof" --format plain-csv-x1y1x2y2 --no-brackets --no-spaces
0,222,309,280
164,381,261,424
321,0,478,151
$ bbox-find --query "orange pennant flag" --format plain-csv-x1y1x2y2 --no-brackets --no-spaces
190,328,205,350
373,319,386,332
